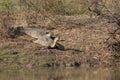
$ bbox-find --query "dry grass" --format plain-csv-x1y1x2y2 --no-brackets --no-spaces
0,0,120,68
0,14,120,68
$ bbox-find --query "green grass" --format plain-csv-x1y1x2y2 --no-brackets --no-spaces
0,0,119,15
0,50,18,61
0,0,15,13
0,53,6,60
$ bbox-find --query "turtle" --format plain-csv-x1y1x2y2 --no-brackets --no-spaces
17,27,51,38
16,27,64,49
34,36,65,50
33,36,59,48
34,35,59,48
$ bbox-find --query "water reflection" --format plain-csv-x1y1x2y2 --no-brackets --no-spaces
0,67,120,80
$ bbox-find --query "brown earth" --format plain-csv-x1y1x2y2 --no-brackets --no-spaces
0,14,120,69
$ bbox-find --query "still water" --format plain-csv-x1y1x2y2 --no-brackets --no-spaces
0,67,120,80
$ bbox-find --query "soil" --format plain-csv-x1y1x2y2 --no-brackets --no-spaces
0,14,120,69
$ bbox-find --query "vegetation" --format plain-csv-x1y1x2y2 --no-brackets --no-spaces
0,0,119,15
0,0,120,68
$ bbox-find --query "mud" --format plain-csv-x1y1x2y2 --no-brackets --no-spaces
0,15,120,69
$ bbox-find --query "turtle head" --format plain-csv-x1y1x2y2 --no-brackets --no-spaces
45,32,51,37
14,26,24,35
16,27,24,32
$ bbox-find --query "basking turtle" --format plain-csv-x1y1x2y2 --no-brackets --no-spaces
17,27,51,38
16,27,64,49
34,36,59,48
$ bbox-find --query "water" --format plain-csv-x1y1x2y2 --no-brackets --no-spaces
0,67,120,80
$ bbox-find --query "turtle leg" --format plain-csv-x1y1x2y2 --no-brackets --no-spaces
50,37,59,48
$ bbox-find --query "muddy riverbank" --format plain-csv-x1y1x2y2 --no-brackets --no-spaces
0,15,120,69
